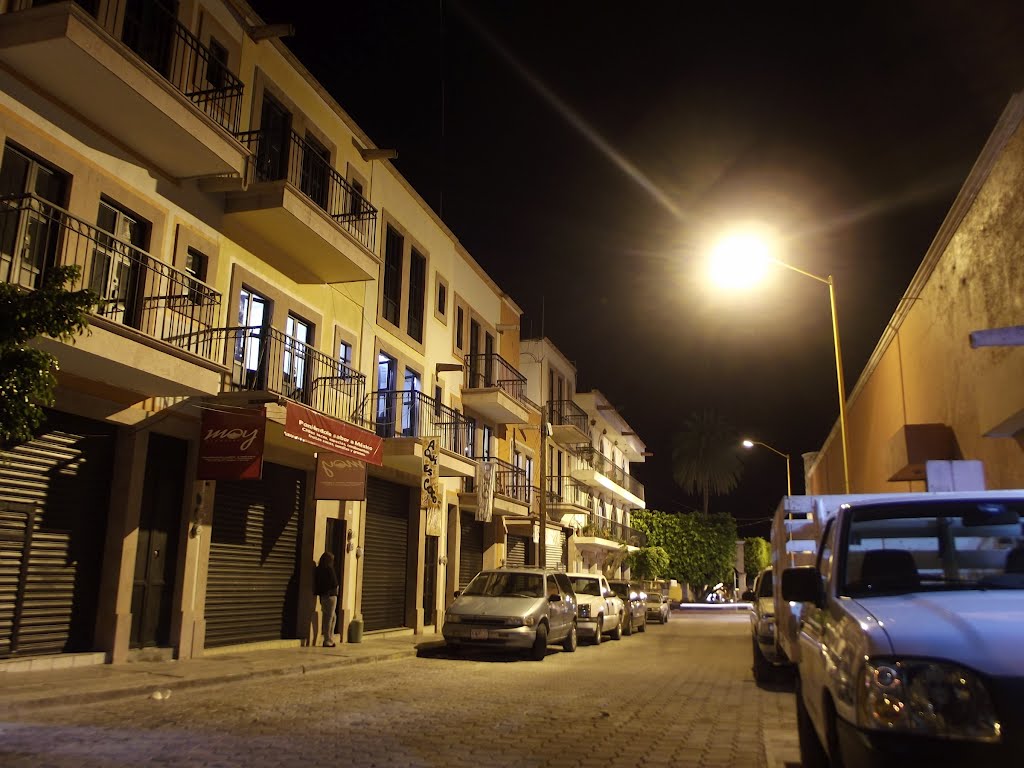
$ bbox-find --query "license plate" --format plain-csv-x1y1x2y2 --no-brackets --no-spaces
471,628,488,640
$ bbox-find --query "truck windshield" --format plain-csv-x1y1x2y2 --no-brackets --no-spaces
842,500,1024,596
462,572,544,598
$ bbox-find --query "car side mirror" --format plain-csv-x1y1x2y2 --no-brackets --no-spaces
741,590,754,601
548,593,561,602
782,566,822,605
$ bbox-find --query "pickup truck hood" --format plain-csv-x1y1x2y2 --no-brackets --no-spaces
858,590,1024,677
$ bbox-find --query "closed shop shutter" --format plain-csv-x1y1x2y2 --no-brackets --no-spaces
0,411,114,658
459,512,483,589
205,463,305,648
545,531,566,570
362,477,410,632
506,534,531,568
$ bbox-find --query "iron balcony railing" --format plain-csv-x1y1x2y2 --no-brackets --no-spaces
545,475,593,511
167,326,366,424
364,389,475,457
575,446,646,501
548,399,590,441
463,456,530,504
11,0,245,133
0,193,222,364
463,352,528,405
235,129,378,252
580,513,647,547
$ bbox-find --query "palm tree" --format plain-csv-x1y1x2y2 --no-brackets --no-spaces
671,409,743,514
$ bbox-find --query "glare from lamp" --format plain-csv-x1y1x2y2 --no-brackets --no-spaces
708,231,773,289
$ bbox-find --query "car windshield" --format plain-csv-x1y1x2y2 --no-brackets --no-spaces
609,584,629,598
462,572,544,598
842,500,1024,597
568,577,603,596
757,571,773,597
647,594,662,603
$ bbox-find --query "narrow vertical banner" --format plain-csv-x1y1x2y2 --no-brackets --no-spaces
421,435,441,519
475,459,495,523
197,407,266,480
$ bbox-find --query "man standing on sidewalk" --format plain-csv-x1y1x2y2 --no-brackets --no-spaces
314,552,339,647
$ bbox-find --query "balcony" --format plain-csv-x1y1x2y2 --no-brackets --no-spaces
461,353,535,425
571,446,646,508
574,512,647,555
223,130,379,284
460,456,530,518
545,475,593,528
547,399,590,446
361,389,476,478
0,0,247,179
1,192,224,396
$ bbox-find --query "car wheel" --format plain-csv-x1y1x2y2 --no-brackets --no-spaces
795,675,829,768
592,616,603,645
752,636,771,683
623,612,633,636
531,623,548,662
562,621,578,653
611,614,623,641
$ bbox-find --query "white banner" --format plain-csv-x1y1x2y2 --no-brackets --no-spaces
421,436,441,513
475,459,496,522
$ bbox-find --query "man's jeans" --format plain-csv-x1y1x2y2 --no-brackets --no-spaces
319,593,338,643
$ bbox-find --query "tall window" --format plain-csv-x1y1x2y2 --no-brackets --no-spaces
283,314,311,401
455,305,465,350
337,340,352,371
300,133,329,210
402,368,421,437
382,225,403,326
236,287,269,390
376,352,397,437
481,425,493,459
525,456,534,504
185,247,209,305
94,198,148,326
407,247,426,342
206,37,228,89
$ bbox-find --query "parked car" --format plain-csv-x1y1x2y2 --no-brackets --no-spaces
645,592,671,624
566,572,624,644
442,568,578,661
743,567,786,682
608,579,647,635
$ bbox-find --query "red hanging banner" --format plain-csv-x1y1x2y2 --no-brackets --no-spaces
284,402,384,466
197,407,266,480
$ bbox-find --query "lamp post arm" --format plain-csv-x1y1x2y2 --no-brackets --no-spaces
827,277,851,493
770,258,830,286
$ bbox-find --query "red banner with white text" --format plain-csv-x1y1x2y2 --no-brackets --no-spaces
197,407,266,480
284,402,384,466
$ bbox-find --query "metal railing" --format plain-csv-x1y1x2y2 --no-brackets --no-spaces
547,399,590,441
463,352,528,404
235,129,378,252
545,475,594,511
580,513,647,547
363,389,475,457
0,193,222,364
11,0,244,133
464,456,530,504
166,326,366,423
574,446,646,501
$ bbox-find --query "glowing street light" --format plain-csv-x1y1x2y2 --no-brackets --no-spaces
742,438,792,497
712,232,850,493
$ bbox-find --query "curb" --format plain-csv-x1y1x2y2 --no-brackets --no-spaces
1,644,442,714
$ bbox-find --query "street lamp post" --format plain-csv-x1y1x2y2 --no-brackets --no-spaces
711,235,850,494
742,439,792,497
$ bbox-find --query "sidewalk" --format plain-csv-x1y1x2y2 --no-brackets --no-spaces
0,633,446,715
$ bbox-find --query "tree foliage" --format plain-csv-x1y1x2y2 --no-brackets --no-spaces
627,545,670,580
744,536,771,578
671,409,743,514
631,508,738,595
0,266,95,448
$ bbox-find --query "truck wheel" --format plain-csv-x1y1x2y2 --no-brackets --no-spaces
611,614,623,641
752,636,771,683
531,623,548,661
623,612,633,636
796,676,829,768
592,616,603,645
562,621,578,653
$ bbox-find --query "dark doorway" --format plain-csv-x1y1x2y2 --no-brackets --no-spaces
130,434,186,649
122,0,179,78
423,535,438,626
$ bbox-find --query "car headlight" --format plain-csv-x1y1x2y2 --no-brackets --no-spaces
578,604,591,619
520,616,534,627
757,617,775,636
445,613,461,624
857,659,1001,742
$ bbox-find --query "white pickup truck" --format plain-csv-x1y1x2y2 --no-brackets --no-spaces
566,573,624,645
780,491,1024,768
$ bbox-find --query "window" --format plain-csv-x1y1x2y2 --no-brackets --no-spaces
402,368,422,437
257,94,291,181
337,339,352,371
283,314,312,401
375,352,397,437
93,198,148,325
481,425,492,459
455,305,465,350
184,247,209,305
300,133,329,210
525,456,534,503
207,37,228,89
435,276,448,322
407,246,426,342
382,225,402,326
235,286,270,390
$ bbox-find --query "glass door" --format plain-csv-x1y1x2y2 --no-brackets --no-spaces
92,199,147,327
376,352,397,437
283,314,311,403
402,368,421,437
235,287,269,390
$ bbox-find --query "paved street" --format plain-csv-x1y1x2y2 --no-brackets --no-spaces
1,611,798,768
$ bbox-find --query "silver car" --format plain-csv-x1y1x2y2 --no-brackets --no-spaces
442,568,578,661
645,592,671,624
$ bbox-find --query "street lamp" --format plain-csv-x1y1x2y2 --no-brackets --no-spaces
742,439,792,497
711,232,850,493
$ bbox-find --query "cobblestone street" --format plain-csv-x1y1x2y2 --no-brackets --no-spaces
1,612,798,768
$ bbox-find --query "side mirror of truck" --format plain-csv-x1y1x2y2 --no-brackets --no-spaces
782,566,822,605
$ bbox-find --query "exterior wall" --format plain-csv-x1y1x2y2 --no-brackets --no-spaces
808,99,1024,493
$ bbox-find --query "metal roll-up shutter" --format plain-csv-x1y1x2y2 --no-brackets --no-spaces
459,512,483,589
362,477,410,632
206,463,305,647
0,411,114,658
545,531,566,570
506,534,531,568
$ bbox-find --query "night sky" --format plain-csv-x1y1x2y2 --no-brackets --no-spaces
247,1,1024,537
